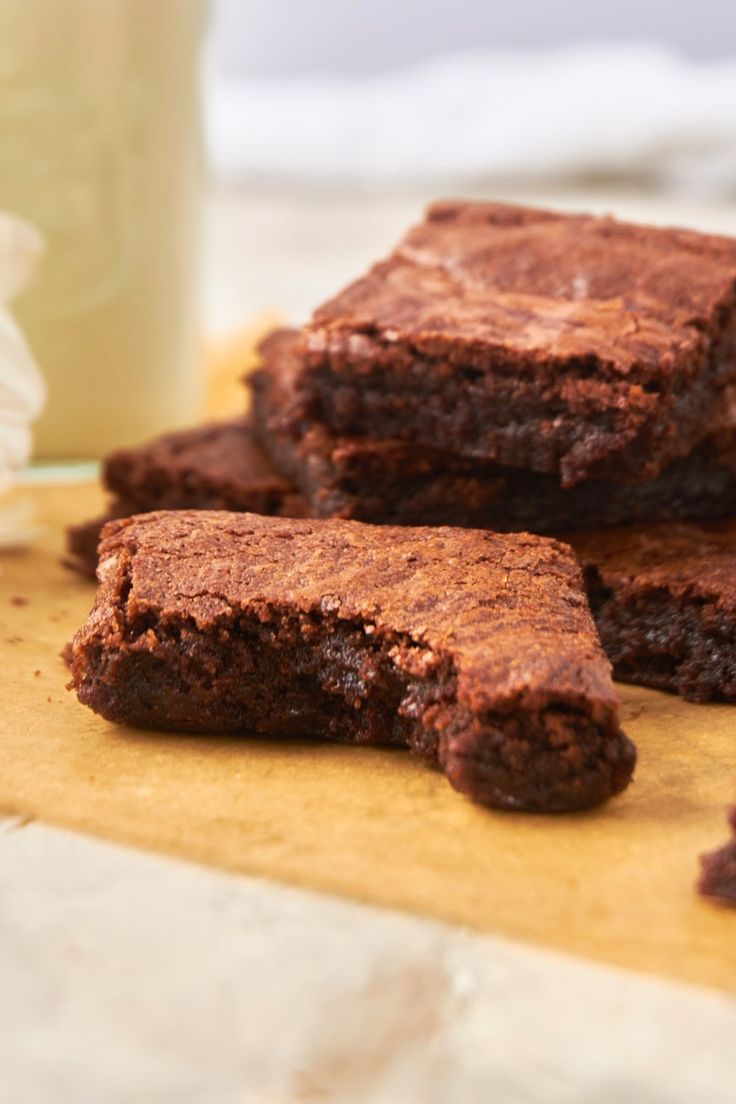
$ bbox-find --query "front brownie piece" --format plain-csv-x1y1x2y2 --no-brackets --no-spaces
69,511,635,813
299,201,736,487
572,521,736,702
65,419,307,578
253,329,736,529
699,808,736,905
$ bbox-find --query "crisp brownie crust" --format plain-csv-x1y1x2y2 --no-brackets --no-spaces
299,201,736,486
699,807,736,904
572,520,736,702
253,328,736,529
69,511,635,813
65,419,307,577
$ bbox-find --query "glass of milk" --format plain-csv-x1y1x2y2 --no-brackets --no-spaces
0,0,207,458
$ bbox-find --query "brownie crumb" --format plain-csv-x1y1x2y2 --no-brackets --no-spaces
698,807,736,905
10,596,28,607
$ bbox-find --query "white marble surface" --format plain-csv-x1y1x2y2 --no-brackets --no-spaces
3,817,736,1104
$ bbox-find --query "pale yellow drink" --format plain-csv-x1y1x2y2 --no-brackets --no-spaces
0,0,206,458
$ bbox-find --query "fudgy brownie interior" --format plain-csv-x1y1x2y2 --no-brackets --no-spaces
252,328,736,531
573,521,736,702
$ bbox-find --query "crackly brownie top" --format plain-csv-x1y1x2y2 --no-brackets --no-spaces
572,520,736,609
307,200,736,379
104,419,295,502
93,510,618,715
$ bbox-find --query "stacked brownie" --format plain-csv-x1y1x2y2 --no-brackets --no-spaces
256,201,736,492
70,200,736,820
71,201,736,703
251,327,736,532
66,419,307,577
245,202,736,704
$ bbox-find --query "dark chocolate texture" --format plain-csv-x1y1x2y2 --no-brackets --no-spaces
253,328,736,530
572,520,736,702
103,418,305,517
69,510,635,813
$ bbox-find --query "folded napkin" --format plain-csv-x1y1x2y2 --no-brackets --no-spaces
0,213,45,548
0,213,45,496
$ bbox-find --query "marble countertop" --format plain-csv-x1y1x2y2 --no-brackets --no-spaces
4,817,736,1104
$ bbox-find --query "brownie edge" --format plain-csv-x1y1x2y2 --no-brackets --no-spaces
65,417,308,578
252,328,736,532
69,510,635,813
572,520,736,702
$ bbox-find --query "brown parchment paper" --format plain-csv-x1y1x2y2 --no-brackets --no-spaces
1,481,735,993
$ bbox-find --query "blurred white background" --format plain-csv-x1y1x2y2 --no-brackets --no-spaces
212,0,736,73
203,1,736,332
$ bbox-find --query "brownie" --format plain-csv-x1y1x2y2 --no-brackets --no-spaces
66,511,127,578
103,418,305,517
69,511,635,813
65,419,307,577
297,200,736,487
572,520,736,702
253,328,736,529
699,808,736,905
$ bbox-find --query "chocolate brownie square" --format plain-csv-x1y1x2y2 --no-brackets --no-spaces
572,520,736,702
298,201,736,487
253,329,736,530
69,511,635,813
65,419,307,577
699,808,736,905
103,418,304,517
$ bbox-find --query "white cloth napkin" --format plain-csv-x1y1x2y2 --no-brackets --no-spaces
0,213,45,495
208,43,736,195
0,212,45,549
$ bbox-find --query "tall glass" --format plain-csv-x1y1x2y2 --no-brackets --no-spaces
0,0,206,458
